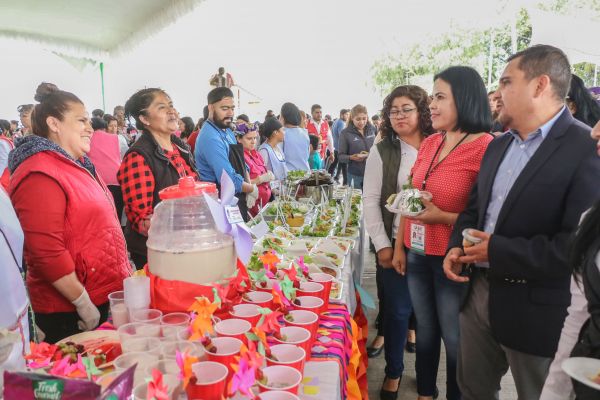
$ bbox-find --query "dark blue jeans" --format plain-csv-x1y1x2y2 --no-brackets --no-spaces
380,260,413,379
406,250,466,400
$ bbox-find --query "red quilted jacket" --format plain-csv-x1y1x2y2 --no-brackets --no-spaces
10,150,131,313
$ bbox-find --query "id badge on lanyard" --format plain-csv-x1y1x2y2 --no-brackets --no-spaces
410,222,426,254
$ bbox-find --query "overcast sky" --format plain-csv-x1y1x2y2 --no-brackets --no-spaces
0,0,537,122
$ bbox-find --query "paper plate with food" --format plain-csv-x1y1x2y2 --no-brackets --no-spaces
317,265,341,279
334,225,359,238
329,236,355,253
313,240,346,259
320,237,351,255
312,250,344,268
562,357,600,391
385,189,432,217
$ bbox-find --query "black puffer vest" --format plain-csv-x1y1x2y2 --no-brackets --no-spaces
123,132,198,257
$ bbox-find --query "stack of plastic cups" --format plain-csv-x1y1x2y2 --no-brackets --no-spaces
124,276,151,320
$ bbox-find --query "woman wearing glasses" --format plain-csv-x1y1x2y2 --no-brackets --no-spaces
364,86,433,399
338,104,376,189
393,67,493,400
117,88,199,269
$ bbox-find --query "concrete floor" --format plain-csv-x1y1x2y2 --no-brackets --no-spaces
361,244,519,400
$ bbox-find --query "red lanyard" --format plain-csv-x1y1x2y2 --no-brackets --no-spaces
421,132,470,190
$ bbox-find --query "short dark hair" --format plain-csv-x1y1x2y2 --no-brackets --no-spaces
434,66,492,134
339,109,349,117
92,108,104,118
91,117,107,131
309,133,320,149
237,114,250,123
203,105,209,119
281,102,301,126
103,113,116,124
507,44,571,100
124,88,168,130
17,104,34,114
311,104,321,113
31,82,83,138
371,114,380,121
380,85,434,139
259,117,283,139
207,87,234,104
0,120,10,134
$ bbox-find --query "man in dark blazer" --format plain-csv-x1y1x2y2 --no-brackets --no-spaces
443,44,600,399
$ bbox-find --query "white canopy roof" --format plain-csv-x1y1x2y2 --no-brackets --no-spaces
0,0,203,61
529,8,600,65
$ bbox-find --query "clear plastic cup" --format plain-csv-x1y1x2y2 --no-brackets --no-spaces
123,336,162,357
133,373,180,400
118,322,161,348
131,308,163,325
108,291,129,328
145,359,180,376
160,340,204,360
114,351,159,387
161,313,191,340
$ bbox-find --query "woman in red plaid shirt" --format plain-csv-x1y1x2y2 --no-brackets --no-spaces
117,88,199,269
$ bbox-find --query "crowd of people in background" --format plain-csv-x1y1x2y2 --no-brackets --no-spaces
1,44,600,400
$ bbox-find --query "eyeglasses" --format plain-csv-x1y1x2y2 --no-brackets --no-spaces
387,108,417,118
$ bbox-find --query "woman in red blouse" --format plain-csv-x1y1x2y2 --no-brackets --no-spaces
236,122,273,216
117,88,199,269
393,66,494,400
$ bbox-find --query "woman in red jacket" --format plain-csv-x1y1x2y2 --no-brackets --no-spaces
8,83,131,343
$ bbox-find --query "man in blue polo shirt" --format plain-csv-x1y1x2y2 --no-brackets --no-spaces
195,87,258,219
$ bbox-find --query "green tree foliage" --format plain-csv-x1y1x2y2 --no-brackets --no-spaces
372,1,600,94
371,9,532,94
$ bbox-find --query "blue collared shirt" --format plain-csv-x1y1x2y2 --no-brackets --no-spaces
194,120,244,193
477,107,564,268
483,107,565,235
331,119,346,150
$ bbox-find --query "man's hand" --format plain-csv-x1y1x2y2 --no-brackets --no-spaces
391,246,407,275
458,230,491,264
443,247,469,282
377,247,394,268
328,154,335,163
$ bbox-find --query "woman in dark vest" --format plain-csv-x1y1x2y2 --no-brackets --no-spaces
117,88,199,269
363,85,433,399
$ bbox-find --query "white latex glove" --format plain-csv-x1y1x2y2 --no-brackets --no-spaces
71,290,100,331
246,190,258,209
265,171,275,182
257,174,269,184
251,184,259,198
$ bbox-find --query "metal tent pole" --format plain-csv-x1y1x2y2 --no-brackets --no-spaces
100,62,106,111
